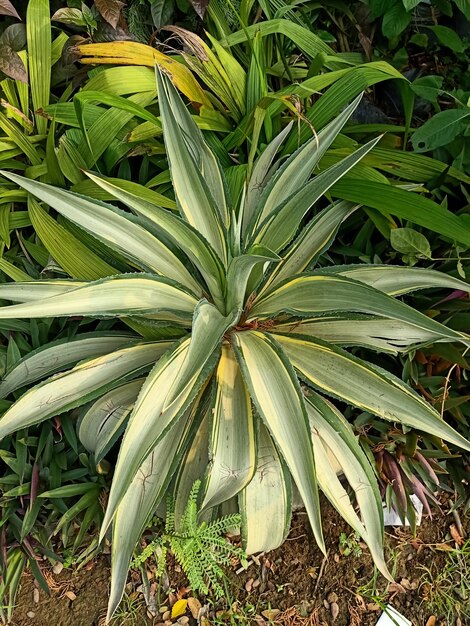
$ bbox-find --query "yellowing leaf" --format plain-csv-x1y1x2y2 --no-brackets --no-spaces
171,599,188,618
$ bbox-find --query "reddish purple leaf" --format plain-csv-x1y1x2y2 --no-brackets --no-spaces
94,0,125,29
0,0,20,19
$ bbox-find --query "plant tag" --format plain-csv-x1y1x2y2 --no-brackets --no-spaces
375,605,412,626
382,494,423,527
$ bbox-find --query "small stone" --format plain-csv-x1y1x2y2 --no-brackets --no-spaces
164,621,173,626
323,600,329,610
27,612,35,619
52,563,64,575
330,602,339,622
177,617,189,625
425,617,436,626
162,611,171,621
65,591,77,601
33,588,39,603
159,606,169,614
327,592,338,603
261,609,280,620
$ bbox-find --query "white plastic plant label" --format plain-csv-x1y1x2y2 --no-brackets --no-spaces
375,605,412,626
383,494,423,527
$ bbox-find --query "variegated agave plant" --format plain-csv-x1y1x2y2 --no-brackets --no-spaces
1,72,470,620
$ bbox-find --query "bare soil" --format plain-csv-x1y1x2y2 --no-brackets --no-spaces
10,502,469,626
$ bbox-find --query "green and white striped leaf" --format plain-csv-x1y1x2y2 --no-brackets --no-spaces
320,265,470,296
108,415,189,622
202,344,255,510
0,333,137,398
274,315,443,353
0,171,201,294
251,274,469,345
263,202,359,292
0,342,172,438
254,136,380,252
101,300,238,535
276,333,470,452
83,171,226,310
233,330,325,554
0,280,85,303
239,422,292,555
157,71,227,263
306,394,391,580
79,378,144,462
0,275,198,321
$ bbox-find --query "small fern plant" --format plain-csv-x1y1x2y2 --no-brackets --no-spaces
133,481,245,597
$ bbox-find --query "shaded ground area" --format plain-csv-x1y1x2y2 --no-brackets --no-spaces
11,502,469,626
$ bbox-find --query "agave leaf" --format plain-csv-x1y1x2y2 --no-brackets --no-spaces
0,171,201,295
276,333,470,452
306,394,391,581
101,300,238,536
274,315,443,353
321,265,470,296
0,333,137,399
78,378,144,463
250,274,469,345
107,415,189,622
83,171,226,310
254,136,381,252
0,342,172,438
157,71,227,263
0,279,85,303
233,330,325,554
0,275,198,321
202,344,255,510
239,422,292,554
264,201,359,292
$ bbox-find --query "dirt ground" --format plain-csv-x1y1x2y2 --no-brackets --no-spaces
10,501,469,626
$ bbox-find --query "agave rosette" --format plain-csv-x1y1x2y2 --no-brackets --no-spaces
1,72,470,619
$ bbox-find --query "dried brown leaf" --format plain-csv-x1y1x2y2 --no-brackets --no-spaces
94,0,125,29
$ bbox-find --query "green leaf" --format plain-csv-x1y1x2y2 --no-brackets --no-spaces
411,109,470,153
26,0,51,135
51,8,86,26
390,228,432,260
276,333,470,452
239,422,292,554
424,25,465,53
202,344,255,510
410,76,443,103
0,279,85,303
382,3,411,38
233,330,325,554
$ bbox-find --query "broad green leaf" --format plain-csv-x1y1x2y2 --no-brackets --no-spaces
276,333,470,452
0,274,197,321
0,112,41,165
251,273,468,345
323,265,470,297
101,300,238,535
0,342,172,438
157,70,227,262
1,170,201,294
233,330,325,554
411,109,470,153
382,3,411,38
79,378,144,462
391,227,431,260
26,0,51,135
202,344,255,510
0,332,137,398
424,25,464,53
239,422,292,554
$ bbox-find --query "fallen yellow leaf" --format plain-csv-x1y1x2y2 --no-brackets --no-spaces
171,599,188,618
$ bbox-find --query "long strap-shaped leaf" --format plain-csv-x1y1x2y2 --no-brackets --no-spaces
233,330,325,554
0,171,201,295
239,422,292,555
261,201,359,293
253,136,380,252
156,71,227,264
276,333,470,452
101,300,238,536
248,95,362,235
0,332,137,399
202,344,255,510
274,314,445,353
0,280,85,303
0,342,172,439
250,274,469,345
0,275,198,321
318,265,470,297
306,394,391,581
84,171,226,311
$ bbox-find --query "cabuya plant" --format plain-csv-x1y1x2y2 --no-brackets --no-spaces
0,71,470,620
